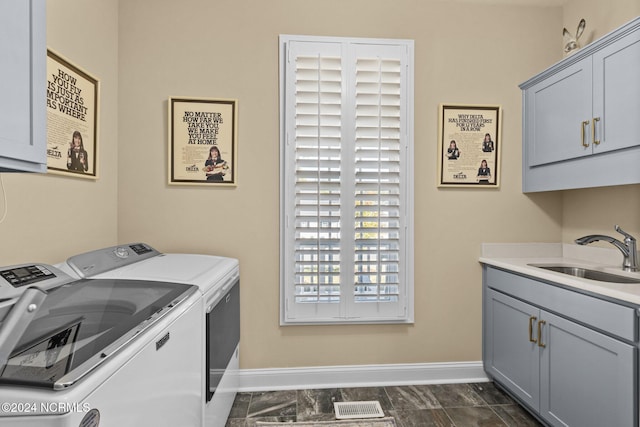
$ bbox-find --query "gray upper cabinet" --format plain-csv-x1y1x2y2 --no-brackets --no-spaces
0,0,47,173
520,17,640,192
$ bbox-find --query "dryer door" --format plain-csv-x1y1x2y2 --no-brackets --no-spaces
206,279,240,401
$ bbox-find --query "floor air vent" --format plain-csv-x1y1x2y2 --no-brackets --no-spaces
333,401,385,419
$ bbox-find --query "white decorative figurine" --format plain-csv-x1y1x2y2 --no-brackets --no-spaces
563,19,586,56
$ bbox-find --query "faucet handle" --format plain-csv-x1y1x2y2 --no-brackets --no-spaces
615,225,636,242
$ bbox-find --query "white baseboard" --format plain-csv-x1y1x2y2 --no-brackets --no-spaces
237,361,488,392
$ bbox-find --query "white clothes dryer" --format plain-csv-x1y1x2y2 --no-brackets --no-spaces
64,243,240,427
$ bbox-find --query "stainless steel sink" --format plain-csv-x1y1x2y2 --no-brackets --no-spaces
528,264,640,284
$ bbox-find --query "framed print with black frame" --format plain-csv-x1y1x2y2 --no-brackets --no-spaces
46,49,99,179
168,97,237,186
437,104,501,188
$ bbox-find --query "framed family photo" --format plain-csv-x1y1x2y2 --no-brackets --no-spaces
46,50,99,179
168,97,238,186
437,104,502,188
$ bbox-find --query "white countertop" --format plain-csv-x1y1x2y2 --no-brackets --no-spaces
480,243,640,305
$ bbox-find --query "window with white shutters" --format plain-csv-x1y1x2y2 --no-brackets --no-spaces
280,36,414,324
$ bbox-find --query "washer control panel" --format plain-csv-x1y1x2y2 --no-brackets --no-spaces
0,265,55,288
0,264,75,300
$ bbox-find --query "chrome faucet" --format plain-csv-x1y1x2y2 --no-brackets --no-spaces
575,225,638,272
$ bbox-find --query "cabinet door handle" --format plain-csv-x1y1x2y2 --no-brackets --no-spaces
537,320,546,348
592,117,601,145
528,316,538,343
581,120,590,147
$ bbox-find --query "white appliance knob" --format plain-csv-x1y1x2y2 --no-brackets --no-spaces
114,247,130,259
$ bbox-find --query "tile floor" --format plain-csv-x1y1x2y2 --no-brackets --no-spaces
225,382,543,426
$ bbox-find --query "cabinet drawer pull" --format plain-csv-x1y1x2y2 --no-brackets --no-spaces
592,117,601,145
537,320,546,348
581,120,590,147
528,316,538,343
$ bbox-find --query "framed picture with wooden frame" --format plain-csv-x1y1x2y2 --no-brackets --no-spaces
168,97,238,186
437,104,501,188
45,49,99,179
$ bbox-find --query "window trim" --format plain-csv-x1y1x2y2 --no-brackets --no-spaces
279,34,414,325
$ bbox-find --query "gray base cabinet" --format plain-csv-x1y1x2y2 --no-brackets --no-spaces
520,16,640,192
0,0,47,173
483,266,637,427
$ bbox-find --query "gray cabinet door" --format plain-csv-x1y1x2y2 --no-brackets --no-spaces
539,311,636,427
0,0,46,172
592,28,640,155
485,289,540,411
524,56,592,167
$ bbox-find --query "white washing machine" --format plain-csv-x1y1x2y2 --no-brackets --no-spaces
63,243,240,427
0,260,204,427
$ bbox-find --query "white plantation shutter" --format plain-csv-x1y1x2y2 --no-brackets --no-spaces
352,47,403,318
280,36,414,324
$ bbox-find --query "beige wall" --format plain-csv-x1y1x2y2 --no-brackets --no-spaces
0,0,118,265
560,2,640,243
117,0,563,369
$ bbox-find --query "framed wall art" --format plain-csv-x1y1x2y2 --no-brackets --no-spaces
46,50,99,179
437,104,502,188
168,97,238,186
